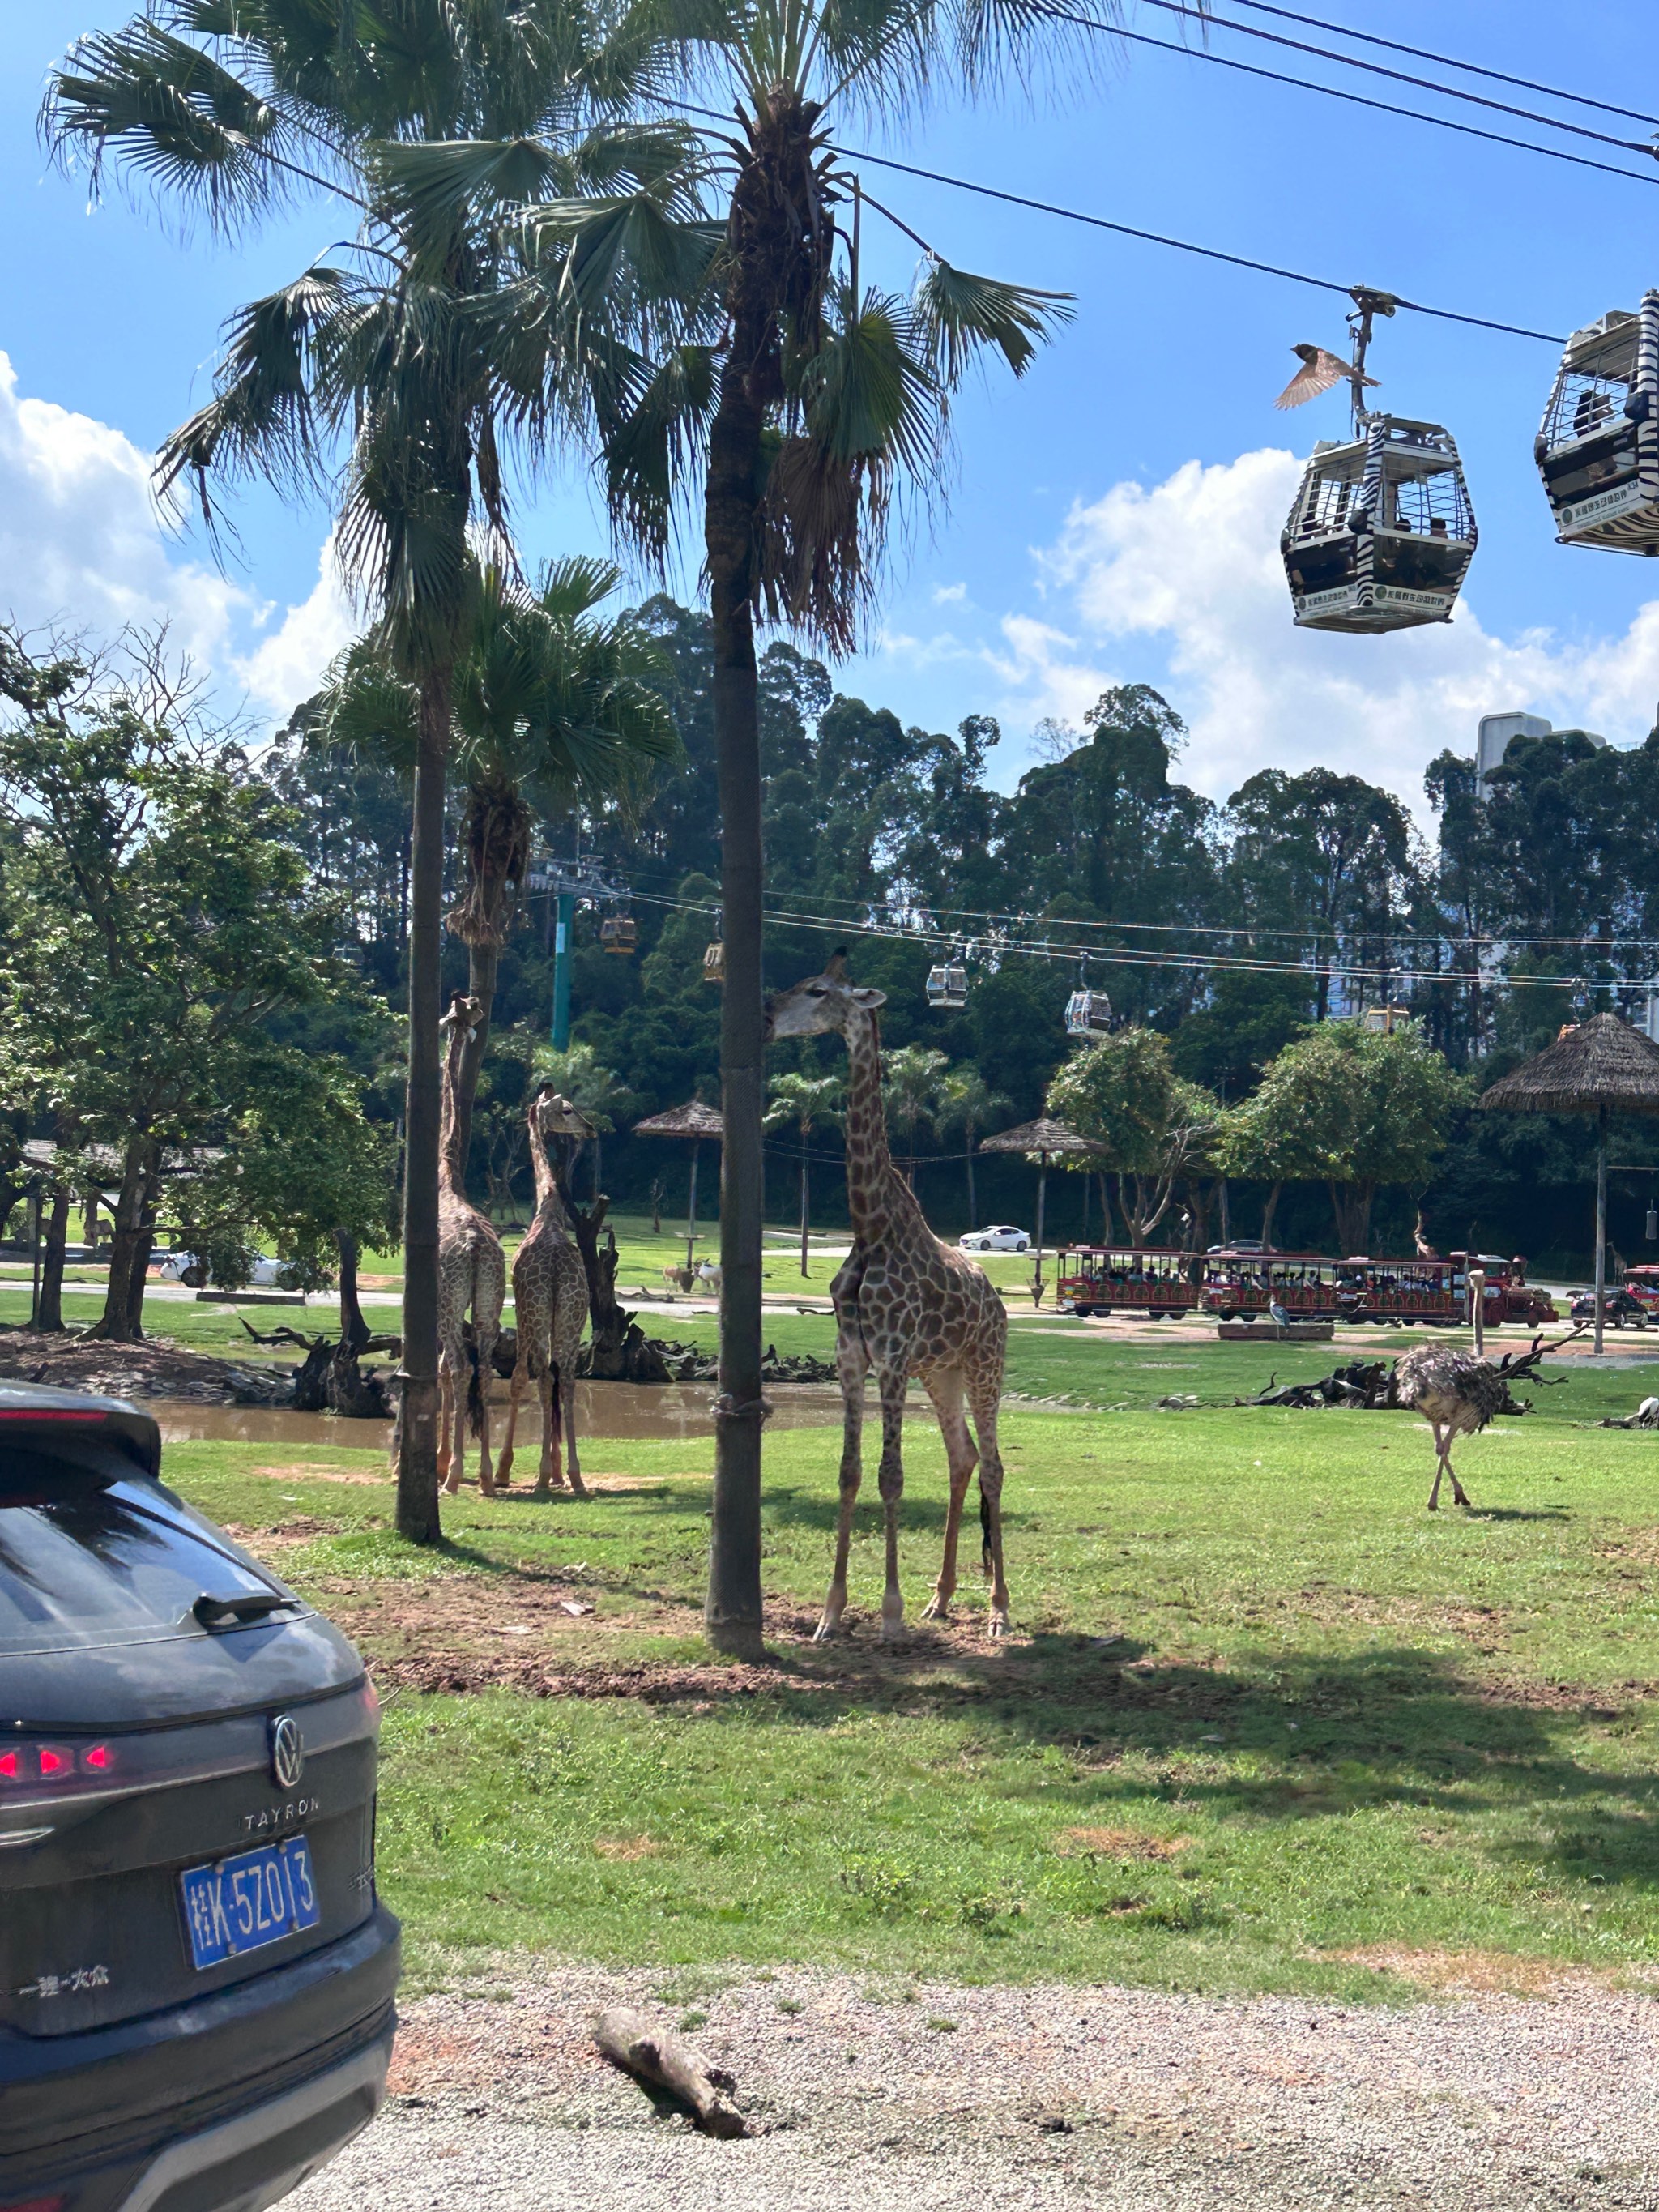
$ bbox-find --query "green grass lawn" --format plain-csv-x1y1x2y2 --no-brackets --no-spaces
150,1335,1659,2002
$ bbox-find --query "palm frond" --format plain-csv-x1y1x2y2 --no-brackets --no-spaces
914,257,1074,383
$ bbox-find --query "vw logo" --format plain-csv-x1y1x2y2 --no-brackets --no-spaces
270,1715,305,1791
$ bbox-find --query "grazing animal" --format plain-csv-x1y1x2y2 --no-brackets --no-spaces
766,951,1011,1641
1394,1334,1563,1509
437,993,506,1496
1275,343,1379,411
498,1085,591,1500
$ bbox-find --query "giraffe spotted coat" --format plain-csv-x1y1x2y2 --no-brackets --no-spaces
437,993,506,1497
499,1088,591,1499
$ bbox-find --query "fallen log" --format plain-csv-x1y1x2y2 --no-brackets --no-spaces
593,2006,748,2137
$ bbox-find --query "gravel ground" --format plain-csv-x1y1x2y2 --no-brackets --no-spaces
294,1966,1659,2211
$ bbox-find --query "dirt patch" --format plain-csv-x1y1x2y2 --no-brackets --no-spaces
592,1836,667,1860
249,1460,390,1488
221,1516,341,1552
0,1328,292,1405
1325,1945,1640,1996
1055,1826,1195,1860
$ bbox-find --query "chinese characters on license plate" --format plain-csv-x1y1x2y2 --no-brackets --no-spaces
180,1837,320,1969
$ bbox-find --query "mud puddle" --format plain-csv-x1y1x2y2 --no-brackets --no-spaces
151,1380,846,1448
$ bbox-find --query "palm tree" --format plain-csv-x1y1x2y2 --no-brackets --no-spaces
45,6,709,1542
765,1070,843,1276
621,0,1084,1655
882,1047,950,1188
934,1068,1009,1232
308,559,678,1169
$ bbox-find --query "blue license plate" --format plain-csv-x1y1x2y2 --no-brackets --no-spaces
180,1838,320,1970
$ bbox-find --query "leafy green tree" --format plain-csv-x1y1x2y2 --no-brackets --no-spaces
309,559,679,1165
1047,1029,1218,1245
764,1070,843,1275
0,628,373,1343
47,0,706,1534
1244,1021,1471,1253
934,1066,1009,1231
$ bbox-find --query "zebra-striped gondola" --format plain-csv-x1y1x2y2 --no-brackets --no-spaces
1537,293,1659,556
1281,414,1478,634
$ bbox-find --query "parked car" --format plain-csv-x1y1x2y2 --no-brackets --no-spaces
958,1225,1030,1253
155,1250,301,1292
0,1383,399,2209
1571,1287,1649,1328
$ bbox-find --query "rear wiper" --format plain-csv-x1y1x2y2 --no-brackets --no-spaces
192,1591,301,1629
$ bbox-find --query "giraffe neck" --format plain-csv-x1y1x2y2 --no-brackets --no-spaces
527,1111,574,1231
841,1005,922,1245
439,1036,467,1195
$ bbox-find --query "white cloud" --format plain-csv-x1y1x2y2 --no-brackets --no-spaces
0,349,351,726
0,350,247,662
988,446,1659,816
932,580,967,604
236,537,357,720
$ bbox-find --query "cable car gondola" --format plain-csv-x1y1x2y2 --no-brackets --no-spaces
599,912,637,955
1536,293,1659,553
703,907,723,985
1278,288,1477,634
1065,989,1114,1039
926,951,969,1010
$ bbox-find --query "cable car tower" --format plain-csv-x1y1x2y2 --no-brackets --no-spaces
524,845,633,1049
1279,288,1477,634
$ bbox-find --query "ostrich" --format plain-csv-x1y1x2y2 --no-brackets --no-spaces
1394,1334,1568,1509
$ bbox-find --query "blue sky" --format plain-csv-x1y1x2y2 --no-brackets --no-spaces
5,1,1658,818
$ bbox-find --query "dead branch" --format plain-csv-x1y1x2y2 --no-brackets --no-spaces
593,2007,748,2137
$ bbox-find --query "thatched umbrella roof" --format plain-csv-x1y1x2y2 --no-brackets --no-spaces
633,1101,724,1141
979,1117,1101,1158
1478,1013,1659,1117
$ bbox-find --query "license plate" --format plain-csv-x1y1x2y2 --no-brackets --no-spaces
180,1838,320,1970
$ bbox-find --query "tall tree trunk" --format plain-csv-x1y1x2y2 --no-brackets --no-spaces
393,662,451,1545
92,1134,156,1342
703,352,768,1660
1098,1170,1113,1247
1260,1181,1283,1250
452,936,499,1196
337,1229,369,1354
966,1134,978,1231
34,1186,71,1333
1329,1180,1376,1256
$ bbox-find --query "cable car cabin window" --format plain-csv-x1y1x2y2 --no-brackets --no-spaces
1537,297,1659,553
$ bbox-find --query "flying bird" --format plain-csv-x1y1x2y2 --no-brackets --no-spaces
1275,344,1379,411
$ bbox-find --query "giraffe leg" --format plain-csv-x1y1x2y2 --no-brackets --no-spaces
438,1348,460,1493
875,1361,910,1643
473,1322,497,1498
561,1354,588,1501
814,1325,868,1641
531,1355,563,1499
921,1369,977,1625
497,1354,530,1486
970,1378,1011,1639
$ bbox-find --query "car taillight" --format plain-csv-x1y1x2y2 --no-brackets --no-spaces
0,1740,114,1786
2,2197,69,2211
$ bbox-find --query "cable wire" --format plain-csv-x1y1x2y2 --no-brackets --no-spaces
1223,0,1659,131
1032,4,1659,189
1124,0,1658,159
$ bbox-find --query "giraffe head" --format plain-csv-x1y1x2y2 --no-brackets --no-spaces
766,949,886,1040
529,1083,594,1144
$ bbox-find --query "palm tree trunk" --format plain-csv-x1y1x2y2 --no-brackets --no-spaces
394,660,451,1544
703,362,768,1658
966,1124,979,1230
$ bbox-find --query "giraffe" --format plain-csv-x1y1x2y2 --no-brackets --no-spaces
498,1085,591,1500
766,952,1011,1641
437,993,506,1496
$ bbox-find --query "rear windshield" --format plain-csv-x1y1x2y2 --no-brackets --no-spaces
0,1474,282,1656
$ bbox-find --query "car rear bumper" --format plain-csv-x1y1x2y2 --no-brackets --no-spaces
0,1903,399,2209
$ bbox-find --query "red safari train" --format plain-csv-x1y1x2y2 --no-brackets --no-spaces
1201,1249,1556,1327
1054,1247,1201,1318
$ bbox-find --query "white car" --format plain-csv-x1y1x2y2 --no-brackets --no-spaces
155,1250,299,1290
958,1224,1030,1253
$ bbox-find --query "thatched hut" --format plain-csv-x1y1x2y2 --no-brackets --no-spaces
634,1102,724,1279
978,1117,1102,1306
1478,1012,1659,1352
